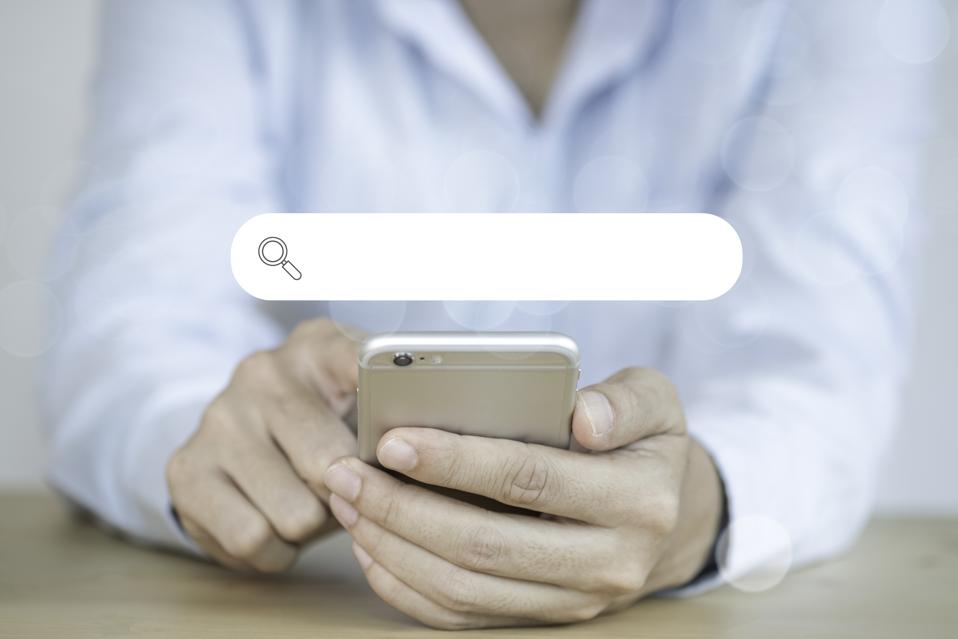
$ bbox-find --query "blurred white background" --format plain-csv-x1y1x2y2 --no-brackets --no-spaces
1,0,956,513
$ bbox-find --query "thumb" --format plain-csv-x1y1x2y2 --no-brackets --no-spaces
572,367,686,451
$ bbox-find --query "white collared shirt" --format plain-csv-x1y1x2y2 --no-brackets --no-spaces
43,0,933,589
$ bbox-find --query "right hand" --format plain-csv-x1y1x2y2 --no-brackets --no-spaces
166,318,362,572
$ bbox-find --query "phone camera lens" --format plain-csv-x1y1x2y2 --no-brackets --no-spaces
393,352,414,367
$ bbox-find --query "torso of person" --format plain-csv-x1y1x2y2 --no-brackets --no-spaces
247,0,780,387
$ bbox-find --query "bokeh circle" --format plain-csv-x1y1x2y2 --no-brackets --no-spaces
877,0,951,65
717,514,794,593
443,150,520,211
442,301,517,330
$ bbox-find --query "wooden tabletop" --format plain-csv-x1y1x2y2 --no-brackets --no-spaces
1,491,956,638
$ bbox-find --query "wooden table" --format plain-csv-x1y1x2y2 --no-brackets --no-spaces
1,491,956,638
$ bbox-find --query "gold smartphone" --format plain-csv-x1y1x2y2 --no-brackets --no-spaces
358,332,580,464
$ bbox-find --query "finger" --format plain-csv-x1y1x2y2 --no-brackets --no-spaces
572,367,686,452
279,318,361,411
180,515,252,572
371,428,636,522
346,515,608,624
220,438,329,544
352,543,523,630
325,461,626,592
265,393,357,502
172,470,298,572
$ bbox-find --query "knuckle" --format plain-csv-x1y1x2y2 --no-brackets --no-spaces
500,452,556,507
200,399,235,435
165,449,194,489
380,481,410,530
364,568,473,630
288,320,314,342
224,519,273,559
365,565,399,603
275,502,326,543
623,366,665,388
437,449,466,487
438,567,479,612
290,317,336,342
644,366,668,384
233,350,278,387
165,451,211,508
453,524,507,571
256,549,298,574
362,518,391,558
624,368,685,433
589,533,650,594
564,601,607,623
644,492,681,537
598,561,647,595
299,461,332,494
271,395,321,432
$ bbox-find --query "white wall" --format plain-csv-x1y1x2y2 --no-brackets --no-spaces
877,0,958,512
0,0,99,485
1,0,956,513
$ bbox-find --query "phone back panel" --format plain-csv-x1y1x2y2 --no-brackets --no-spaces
357,333,579,463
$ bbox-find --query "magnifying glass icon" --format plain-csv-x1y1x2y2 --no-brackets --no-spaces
258,237,302,280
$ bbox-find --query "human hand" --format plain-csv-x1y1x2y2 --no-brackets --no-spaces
167,318,362,572
324,367,723,628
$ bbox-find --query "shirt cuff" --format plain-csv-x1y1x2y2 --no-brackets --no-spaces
669,405,796,596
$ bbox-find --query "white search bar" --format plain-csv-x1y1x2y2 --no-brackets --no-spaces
231,213,742,301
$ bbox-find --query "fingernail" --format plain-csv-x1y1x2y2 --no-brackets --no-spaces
353,542,373,570
378,437,418,472
580,390,614,437
324,463,361,501
329,493,358,527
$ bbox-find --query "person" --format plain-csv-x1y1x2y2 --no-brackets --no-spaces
43,0,932,629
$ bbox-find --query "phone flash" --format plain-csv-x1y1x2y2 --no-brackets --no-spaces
431,355,443,365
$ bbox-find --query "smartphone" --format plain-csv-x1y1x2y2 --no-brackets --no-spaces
357,332,580,464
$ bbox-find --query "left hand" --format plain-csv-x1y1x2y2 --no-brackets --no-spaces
323,367,724,629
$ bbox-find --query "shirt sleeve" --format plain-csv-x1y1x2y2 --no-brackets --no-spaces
40,0,293,550
664,2,935,590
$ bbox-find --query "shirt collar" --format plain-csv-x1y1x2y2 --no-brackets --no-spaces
545,0,669,127
375,0,669,130
375,0,530,125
